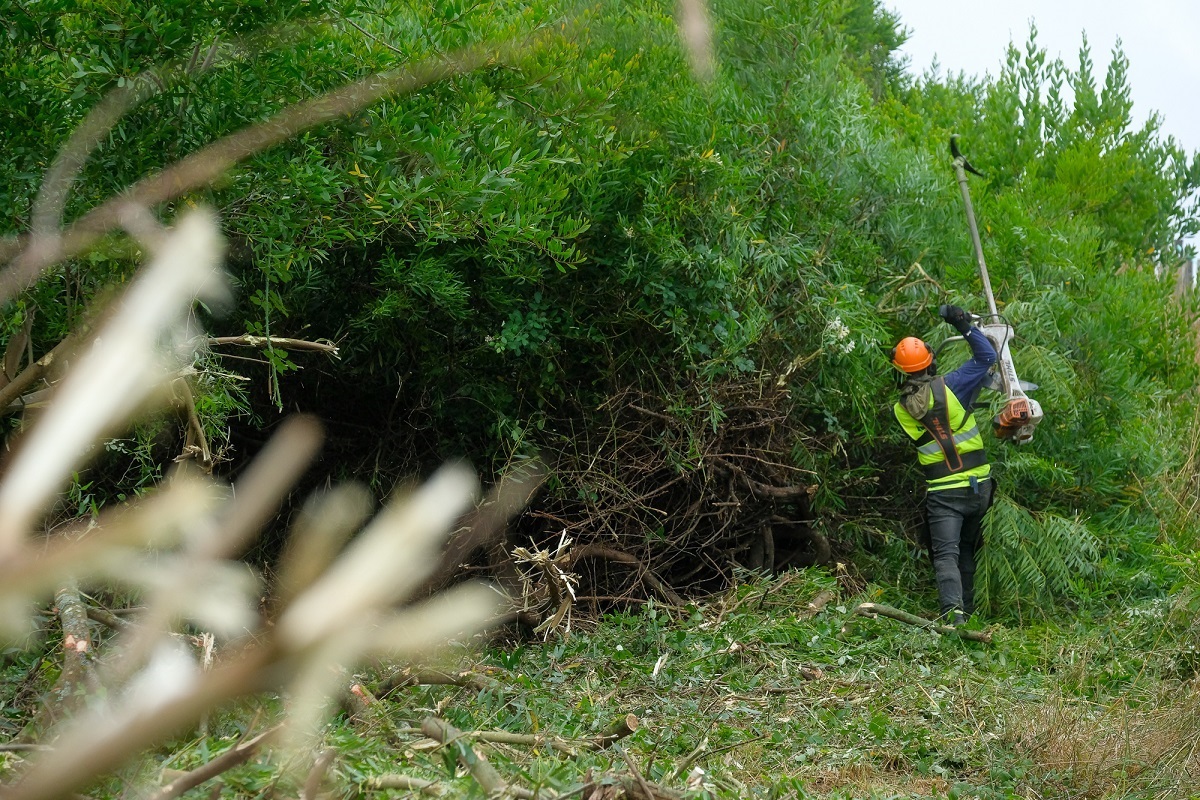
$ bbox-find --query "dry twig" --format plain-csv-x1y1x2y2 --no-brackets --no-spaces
301,747,337,800
377,667,502,697
206,335,339,355
84,605,132,633
0,38,533,300
570,545,684,608
364,774,443,794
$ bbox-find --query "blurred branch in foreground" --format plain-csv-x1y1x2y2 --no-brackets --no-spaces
0,12,552,795
0,34,535,302
0,208,534,800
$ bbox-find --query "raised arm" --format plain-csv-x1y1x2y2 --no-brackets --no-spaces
939,305,996,409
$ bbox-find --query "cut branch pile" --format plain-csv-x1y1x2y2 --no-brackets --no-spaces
506,382,827,613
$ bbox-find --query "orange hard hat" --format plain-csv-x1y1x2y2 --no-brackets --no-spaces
891,336,933,372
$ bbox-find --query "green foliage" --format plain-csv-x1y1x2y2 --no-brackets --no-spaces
31,571,1182,799
978,493,1100,620
836,0,911,99
3,0,1199,614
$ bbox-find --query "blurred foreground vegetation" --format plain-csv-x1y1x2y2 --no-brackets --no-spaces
2,0,1200,797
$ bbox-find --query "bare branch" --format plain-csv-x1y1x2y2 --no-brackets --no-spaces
617,746,660,800
54,582,99,697
675,0,714,81
855,602,992,644
148,725,280,800
173,378,212,470
419,717,534,800
301,748,336,800
207,335,339,355
569,545,685,607
84,605,133,632
364,774,443,794
377,667,502,696
0,336,74,418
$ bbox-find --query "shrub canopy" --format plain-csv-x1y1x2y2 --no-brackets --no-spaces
3,0,1198,613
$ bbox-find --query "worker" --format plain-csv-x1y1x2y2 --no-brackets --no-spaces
891,305,996,625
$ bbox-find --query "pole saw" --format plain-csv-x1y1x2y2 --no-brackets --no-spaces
947,134,1043,445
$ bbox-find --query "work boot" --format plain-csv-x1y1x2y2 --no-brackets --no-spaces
943,610,966,627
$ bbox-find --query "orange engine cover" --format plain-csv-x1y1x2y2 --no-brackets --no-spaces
993,398,1033,439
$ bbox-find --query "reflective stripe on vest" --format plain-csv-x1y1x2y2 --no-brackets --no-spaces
894,377,991,490
917,425,979,456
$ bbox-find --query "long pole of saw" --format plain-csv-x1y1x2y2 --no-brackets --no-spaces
951,157,999,318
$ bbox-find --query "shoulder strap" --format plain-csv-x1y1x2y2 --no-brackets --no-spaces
917,377,963,472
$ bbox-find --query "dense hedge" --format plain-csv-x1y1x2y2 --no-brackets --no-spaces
3,0,1198,611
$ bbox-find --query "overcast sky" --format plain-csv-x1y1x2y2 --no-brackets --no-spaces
885,0,1200,157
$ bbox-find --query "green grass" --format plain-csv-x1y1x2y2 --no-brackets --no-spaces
4,570,1197,799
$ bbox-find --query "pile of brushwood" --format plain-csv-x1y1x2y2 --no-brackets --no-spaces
494,381,829,613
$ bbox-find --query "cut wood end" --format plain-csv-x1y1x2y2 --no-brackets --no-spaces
805,589,836,609
590,713,642,750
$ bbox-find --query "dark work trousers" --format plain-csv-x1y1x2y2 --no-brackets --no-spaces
925,479,993,617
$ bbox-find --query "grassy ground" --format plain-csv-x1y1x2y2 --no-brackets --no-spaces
3,569,1198,799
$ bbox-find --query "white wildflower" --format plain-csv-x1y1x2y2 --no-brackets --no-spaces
825,316,851,340
823,316,856,355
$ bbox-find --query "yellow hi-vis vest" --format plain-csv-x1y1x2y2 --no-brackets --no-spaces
893,376,991,491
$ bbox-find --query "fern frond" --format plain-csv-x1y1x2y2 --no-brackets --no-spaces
980,492,1100,620
999,452,1076,487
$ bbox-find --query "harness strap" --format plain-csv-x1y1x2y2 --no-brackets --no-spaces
917,425,980,455
914,376,987,481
